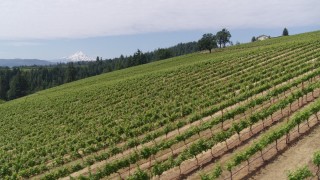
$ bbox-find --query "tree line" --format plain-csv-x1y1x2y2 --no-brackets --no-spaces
0,41,199,101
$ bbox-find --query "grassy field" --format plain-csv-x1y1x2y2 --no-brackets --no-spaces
0,31,320,180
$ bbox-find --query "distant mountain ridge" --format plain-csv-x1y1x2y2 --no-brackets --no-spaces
0,59,54,67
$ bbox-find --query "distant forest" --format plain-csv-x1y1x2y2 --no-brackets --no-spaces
0,41,199,101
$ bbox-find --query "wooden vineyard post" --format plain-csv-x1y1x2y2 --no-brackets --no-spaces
260,149,265,161
117,171,123,180
305,94,308,102
210,127,214,136
210,147,215,158
312,90,315,98
315,113,320,122
170,147,174,156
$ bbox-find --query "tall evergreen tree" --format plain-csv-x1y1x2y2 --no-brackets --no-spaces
0,76,9,100
155,48,173,60
283,28,289,36
7,72,28,100
133,49,147,65
66,63,77,83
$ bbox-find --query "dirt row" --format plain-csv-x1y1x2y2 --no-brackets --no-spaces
226,113,320,180
249,122,320,180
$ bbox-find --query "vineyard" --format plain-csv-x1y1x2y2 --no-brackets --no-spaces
0,31,320,180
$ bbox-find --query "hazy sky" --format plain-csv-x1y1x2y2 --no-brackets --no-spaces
0,0,319,59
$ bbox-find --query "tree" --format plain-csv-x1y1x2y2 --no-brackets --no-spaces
283,28,289,36
133,49,147,65
66,63,77,83
216,28,232,48
7,72,28,100
156,48,173,60
0,76,9,100
198,33,217,53
251,36,256,42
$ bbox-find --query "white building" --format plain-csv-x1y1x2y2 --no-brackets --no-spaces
256,35,271,41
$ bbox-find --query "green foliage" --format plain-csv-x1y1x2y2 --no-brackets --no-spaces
283,28,289,36
216,28,232,48
155,48,173,60
0,31,320,179
198,33,217,53
220,92,320,178
7,71,28,100
127,168,150,180
200,174,210,180
313,151,320,167
287,166,313,180
211,164,222,179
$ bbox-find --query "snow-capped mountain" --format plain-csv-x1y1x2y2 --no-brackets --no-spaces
62,51,94,62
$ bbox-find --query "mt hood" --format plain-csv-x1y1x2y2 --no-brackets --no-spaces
63,51,94,62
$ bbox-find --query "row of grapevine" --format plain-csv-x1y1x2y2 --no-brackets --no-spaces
22,42,320,179
0,32,319,179
203,97,320,180
39,62,320,179
121,82,320,179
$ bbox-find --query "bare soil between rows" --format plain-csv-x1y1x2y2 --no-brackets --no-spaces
249,119,320,180
228,114,320,180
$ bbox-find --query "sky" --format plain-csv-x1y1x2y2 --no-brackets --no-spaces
0,0,319,60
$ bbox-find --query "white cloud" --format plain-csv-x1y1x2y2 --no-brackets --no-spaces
0,0,319,40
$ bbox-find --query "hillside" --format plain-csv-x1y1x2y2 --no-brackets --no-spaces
0,59,54,67
0,31,320,180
